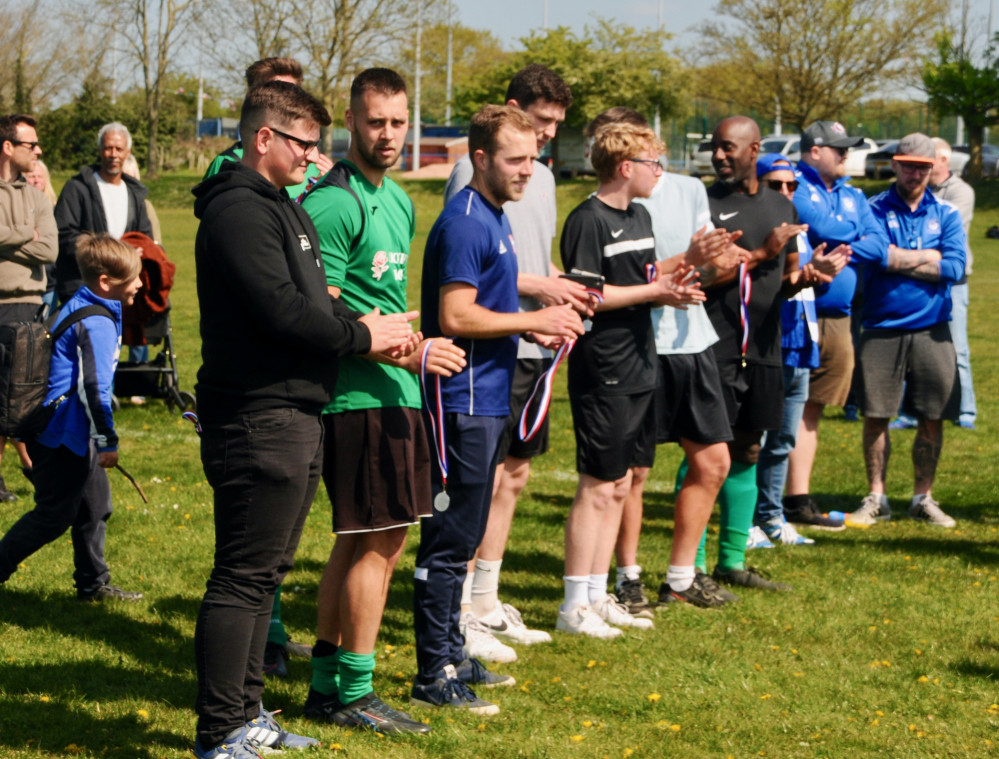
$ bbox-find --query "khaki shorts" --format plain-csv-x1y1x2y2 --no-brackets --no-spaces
808,315,855,407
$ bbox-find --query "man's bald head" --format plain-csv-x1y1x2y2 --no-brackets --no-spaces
711,116,761,189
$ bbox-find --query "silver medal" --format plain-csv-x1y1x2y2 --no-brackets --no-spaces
434,490,450,512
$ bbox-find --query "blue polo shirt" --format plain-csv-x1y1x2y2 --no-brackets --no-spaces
793,161,888,316
865,184,966,331
420,187,519,416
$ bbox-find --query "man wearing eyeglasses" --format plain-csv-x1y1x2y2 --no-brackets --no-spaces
0,114,58,502
784,120,887,531
852,133,966,529
190,80,417,758
54,122,153,304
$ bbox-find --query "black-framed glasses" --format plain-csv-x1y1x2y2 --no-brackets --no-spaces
259,126,320,155
629,157,663,174
10,139,40,150
766,179,799,192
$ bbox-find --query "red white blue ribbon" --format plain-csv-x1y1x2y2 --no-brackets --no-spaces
419,341,448,488
182,411,202,435
517,339,575,442
738,262,751,364
645,262,658,283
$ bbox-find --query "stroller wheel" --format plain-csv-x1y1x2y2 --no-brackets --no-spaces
178,391,196,411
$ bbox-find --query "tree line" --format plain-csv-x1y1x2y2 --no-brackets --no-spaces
2,0,996,178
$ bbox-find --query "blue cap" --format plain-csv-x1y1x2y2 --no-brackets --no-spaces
757,152,794,177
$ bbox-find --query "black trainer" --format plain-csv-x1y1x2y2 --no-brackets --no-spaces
712,565,792,592
784,497,846,531
658,574,732,608
615,578,656,618
0,474,17,503
454,657,515,688
262,642,288,678
303,688,431,734
696,570,738,602
77,584,143,602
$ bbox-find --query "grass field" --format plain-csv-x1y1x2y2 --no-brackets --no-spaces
0,170,997,758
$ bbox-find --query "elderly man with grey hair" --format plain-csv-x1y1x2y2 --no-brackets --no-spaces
54,122,152,303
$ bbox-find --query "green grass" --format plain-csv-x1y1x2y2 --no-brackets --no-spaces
1,173,998,758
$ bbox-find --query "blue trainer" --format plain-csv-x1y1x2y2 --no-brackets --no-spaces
245,705,319,751
194,727,262,759
410,663,499,715
454,657,516,688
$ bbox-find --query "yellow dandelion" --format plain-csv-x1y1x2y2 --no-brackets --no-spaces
520,685,530,693
623,749,635,758
477,723,486,732
917,675,929,683
656,720,670,728
875,710,884,717
760,694,772,700
40,696,50,703
329,743,343,751
587,660,597,668
914,649,923,655
136,709,149,719
881,660,891,667
647,693,662,703
909,724,916,731
871,719,880,726
790,648,798,654
754,663,762,671
564,696,573,701
883,619,892,624
770,645,780,651
583,720,594,728
669,724,681,732
793,672,804,677
570,735,584,742
551,676,561,683
384,644,396,652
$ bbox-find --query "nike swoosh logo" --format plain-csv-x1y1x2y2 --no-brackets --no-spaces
719,212,739,220
610,229,624,238
487,620,508,632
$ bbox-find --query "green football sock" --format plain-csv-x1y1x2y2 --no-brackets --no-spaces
267,585,288,646
310,641,340,697
337,650,376,705
716,461,758,573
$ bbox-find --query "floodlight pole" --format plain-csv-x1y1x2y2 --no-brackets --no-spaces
413,1,422,171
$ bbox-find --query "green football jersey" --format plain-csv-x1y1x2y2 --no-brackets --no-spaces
301,161,420,412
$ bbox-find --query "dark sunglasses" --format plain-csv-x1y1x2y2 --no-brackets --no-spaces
766,179,799,192
258,126,320,154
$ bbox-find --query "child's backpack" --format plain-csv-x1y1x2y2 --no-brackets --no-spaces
0,305,115,438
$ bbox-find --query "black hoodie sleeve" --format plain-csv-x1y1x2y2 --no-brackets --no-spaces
203,194,371,357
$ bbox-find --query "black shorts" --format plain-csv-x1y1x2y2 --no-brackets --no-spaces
322,407,432,534
496,358,552,461
714,360,785,434
570,390,656,481
655,351,734,445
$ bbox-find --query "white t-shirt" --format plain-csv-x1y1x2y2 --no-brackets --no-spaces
635,173,719,355
95,174,129,240
444,155,556,359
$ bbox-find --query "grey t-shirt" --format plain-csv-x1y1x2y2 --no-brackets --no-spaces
444,155,556,359
635,172,719,354
932,172,974,276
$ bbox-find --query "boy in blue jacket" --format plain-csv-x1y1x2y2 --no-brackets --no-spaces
0,233,143,600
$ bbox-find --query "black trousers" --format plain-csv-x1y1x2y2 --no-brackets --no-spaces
194,407,323,748
0,439,111,591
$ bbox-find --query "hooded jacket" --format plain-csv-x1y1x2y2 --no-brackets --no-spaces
0,175,57,303
54,165,152,303
192,161,371,423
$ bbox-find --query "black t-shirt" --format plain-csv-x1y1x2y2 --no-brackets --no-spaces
705,183,797,367
560,195,657,395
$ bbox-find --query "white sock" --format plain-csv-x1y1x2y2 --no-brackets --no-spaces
666,565,695,593
460,568,474,612
615,564,641,588
471,558,502,617
588,573,609,604
562,576,590,611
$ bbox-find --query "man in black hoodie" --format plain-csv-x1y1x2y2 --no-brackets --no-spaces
190,80,417,758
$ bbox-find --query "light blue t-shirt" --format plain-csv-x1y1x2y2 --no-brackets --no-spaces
635,172,719,354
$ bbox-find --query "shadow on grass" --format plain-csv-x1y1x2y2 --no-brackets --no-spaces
0,694,190,757
0,588,197,686
821,530,999,565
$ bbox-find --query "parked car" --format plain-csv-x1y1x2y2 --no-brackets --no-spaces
760,135,801,163
865,141,899,178
951,144,999,178
843,138,879,178
687,139,713,177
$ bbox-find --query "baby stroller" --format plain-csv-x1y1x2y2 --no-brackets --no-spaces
113,231,195,413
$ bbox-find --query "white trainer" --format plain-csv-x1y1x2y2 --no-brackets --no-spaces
849,492,891,526
460,612,517,663
909,494,956,528
591,594,654,630
556,604,623,639
476,601,552,644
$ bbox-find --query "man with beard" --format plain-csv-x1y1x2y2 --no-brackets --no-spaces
54,122,152,303
300,68,464,734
